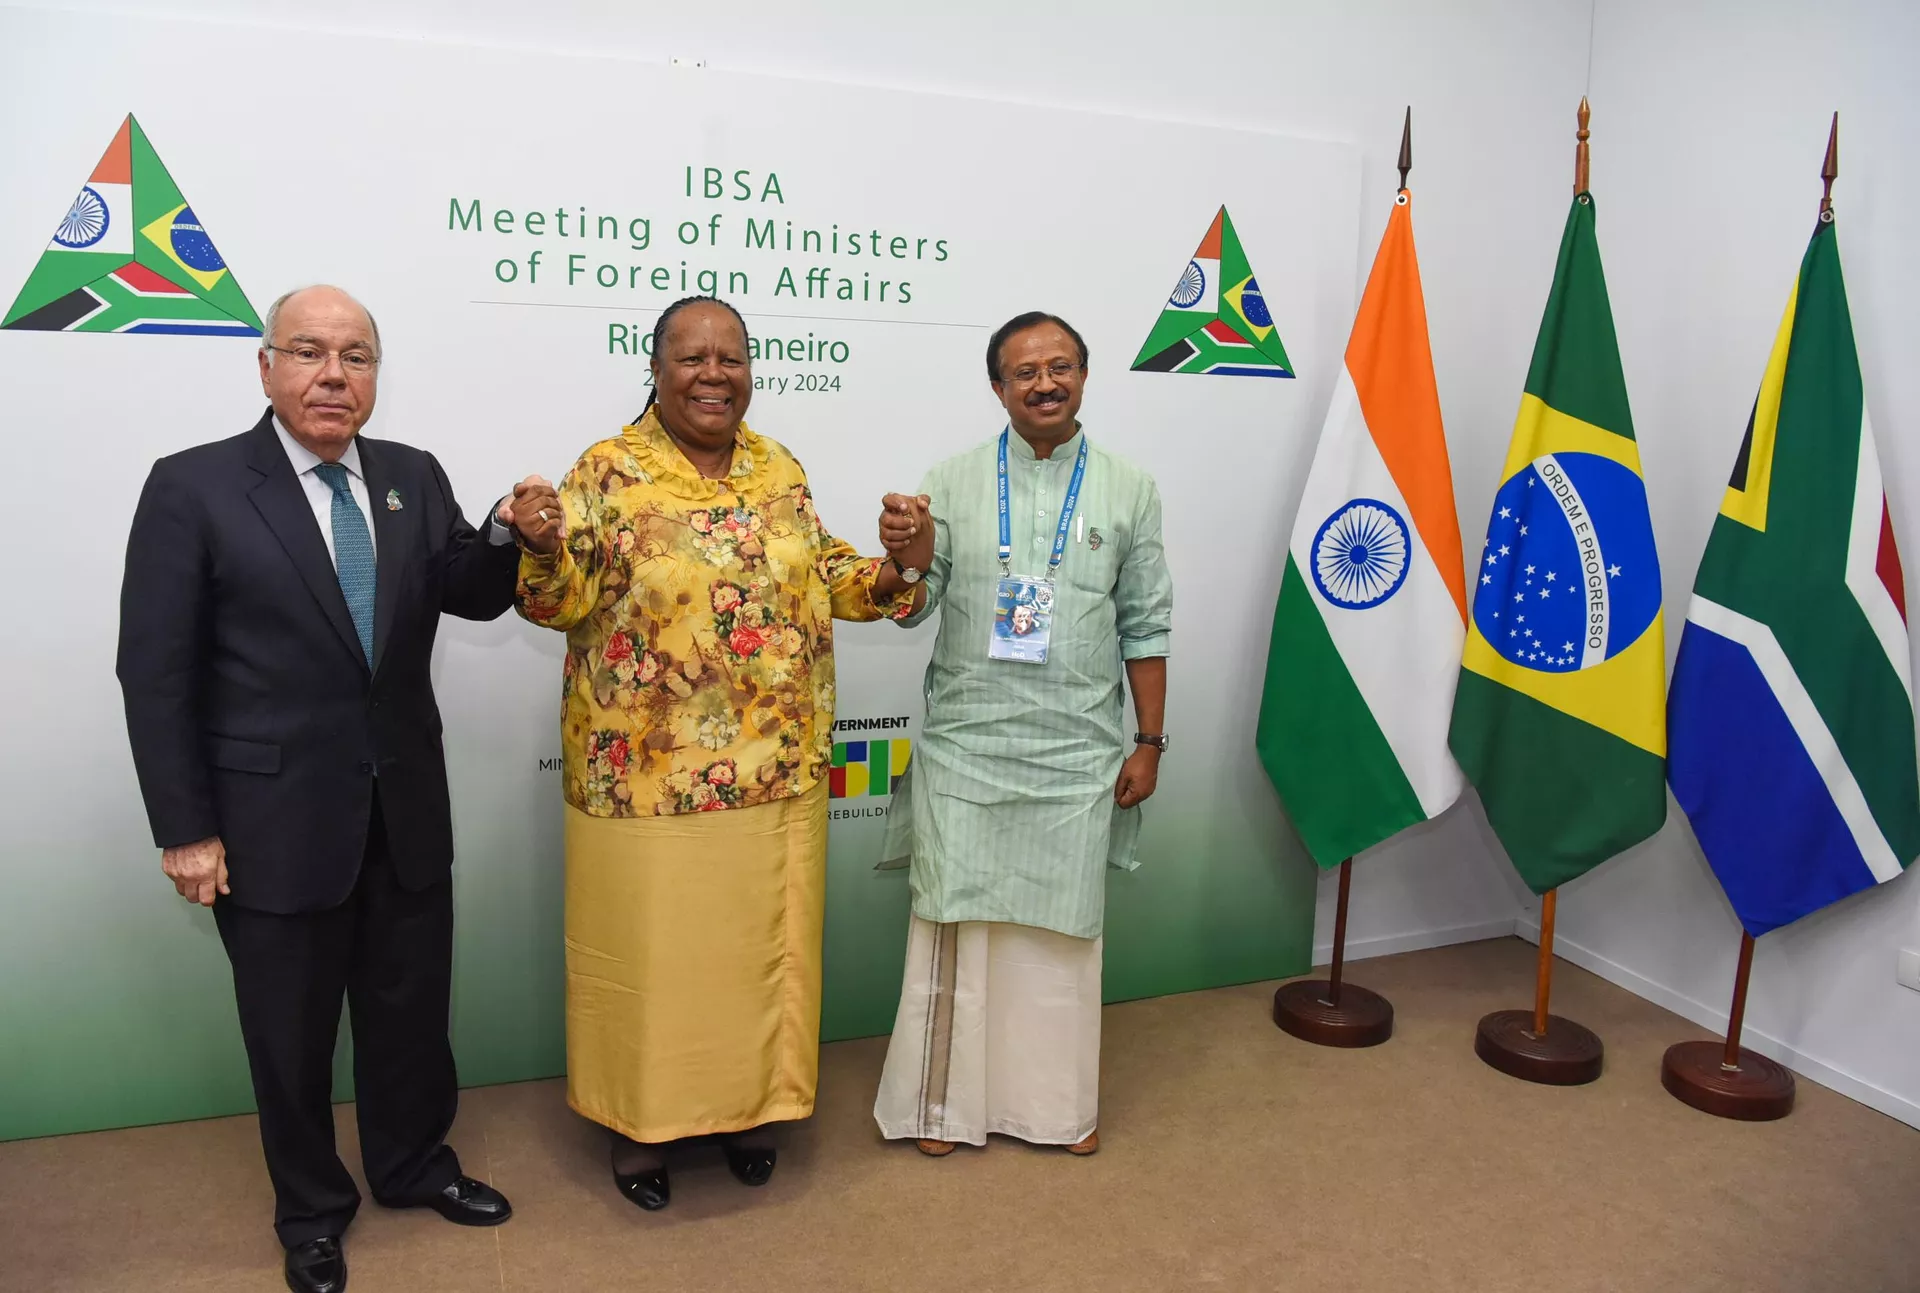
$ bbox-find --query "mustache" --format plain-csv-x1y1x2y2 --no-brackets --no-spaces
1026,390,1068,406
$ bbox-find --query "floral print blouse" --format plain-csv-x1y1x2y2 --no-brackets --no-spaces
517,410,915,817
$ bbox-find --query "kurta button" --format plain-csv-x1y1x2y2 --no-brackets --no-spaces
359,760,374,774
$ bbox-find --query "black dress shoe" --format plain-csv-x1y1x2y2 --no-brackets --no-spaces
723,1143,777,1188
284,1237,346,1293
613,1156,671,1212
419,1175,512,1226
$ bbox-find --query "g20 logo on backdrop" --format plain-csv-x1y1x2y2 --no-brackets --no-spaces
3,114,262,336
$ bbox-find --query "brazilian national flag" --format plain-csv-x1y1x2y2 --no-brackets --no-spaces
1448,193,1668,893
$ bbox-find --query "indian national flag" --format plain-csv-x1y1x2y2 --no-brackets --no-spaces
1668,210,1918,935
1255,189,1467,865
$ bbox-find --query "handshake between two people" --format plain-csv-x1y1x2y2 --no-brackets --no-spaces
495,477,565,555
878,492,935,573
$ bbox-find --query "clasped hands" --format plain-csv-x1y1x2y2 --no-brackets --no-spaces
878,492,935,572
496,476,565,555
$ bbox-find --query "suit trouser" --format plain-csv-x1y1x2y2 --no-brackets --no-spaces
212,789,462,1248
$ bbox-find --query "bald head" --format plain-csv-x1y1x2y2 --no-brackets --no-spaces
257,285,383,461
262,285,381,362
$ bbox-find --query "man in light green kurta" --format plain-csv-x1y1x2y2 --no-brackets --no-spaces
872,312,1173,1156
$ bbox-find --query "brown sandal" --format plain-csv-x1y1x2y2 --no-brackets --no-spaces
916,1138,957,1157
1066,1130,1099,1156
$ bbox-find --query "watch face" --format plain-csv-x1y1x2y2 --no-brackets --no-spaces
901,566,923,584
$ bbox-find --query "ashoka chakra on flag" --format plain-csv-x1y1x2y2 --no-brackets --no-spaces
56,186,111,248
1170,260,1206,308
1311,498,1412,608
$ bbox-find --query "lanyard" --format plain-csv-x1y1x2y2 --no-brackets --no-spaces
997,429,1089,577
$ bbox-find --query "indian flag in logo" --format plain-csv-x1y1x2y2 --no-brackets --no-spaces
830,739,911,799
4,115,261,336
1131,205,1294,379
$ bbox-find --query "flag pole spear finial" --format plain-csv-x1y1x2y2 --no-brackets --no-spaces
1820,112,1839,221
1397,106,1412,190
1575,96,1591,196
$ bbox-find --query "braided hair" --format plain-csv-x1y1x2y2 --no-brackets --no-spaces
636,295,751,421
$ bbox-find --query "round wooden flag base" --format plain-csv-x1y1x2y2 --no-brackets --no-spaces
1272,979,1394,1048
1661,1040,1795,1121
1474,1009,1604,1085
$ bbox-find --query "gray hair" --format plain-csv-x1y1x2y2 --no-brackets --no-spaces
260,285,383,363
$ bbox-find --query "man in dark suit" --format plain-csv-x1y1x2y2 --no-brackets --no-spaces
116,284,563,1293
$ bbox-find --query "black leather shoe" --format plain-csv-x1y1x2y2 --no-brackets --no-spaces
614,1158,670,1211
418,1176,512,1226
723,1143,777,1188
284,1237,346,1293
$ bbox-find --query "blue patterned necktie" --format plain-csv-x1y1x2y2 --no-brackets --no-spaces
312,462,377,666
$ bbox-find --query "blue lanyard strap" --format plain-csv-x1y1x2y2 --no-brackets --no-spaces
997,429,1089,577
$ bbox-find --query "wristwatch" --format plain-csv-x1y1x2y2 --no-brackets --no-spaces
1134,732,1169,752
890,556,924,585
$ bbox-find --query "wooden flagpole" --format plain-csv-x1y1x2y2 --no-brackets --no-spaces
1268,109,1413,1053
1661,931,1796,1120
1656,115,1836,1125
1274,856,1394,1047
1469,100,1619,1087
1474,885,1603,1084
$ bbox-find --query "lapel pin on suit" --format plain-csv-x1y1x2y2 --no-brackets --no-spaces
386,488,403,511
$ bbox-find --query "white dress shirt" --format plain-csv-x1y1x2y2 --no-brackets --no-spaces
272,418,514,565
274,418,376,567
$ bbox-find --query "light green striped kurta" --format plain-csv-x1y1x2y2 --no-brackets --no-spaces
880,427,1173,939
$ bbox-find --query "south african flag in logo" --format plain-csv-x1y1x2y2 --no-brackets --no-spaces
3,115,262,336
1131,205,1293,378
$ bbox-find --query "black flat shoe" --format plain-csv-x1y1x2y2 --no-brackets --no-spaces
614,1161,671,1211
284,1237,346,1293
723,1143,777,1188
419,1175,513,1226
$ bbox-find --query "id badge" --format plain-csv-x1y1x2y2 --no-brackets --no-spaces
987,576,1054,664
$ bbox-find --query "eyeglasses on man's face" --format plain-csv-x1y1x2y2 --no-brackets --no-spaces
266,344,380,375
1001,360,1084,387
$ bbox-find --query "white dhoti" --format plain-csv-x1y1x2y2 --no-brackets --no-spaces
873,914,1102,1147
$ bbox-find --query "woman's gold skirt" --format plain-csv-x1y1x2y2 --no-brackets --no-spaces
561,782,827,1142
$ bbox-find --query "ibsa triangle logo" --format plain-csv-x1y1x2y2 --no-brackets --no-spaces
1131,205,1293,379
3,115,262,337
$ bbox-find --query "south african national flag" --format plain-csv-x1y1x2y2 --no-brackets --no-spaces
1131,206,1294,378
1448,192,1667,894
1668,214,1918,936
3,115,262,335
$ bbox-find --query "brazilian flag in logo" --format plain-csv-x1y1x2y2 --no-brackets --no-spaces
1448,192,1667,893
1131,206,1293,378
4,115,262,336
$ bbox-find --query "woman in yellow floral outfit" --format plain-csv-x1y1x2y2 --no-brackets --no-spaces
517,296,932,1209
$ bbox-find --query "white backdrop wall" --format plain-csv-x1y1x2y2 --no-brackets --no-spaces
1523,0,1920,1129
0,0,1587,960
1,0,1590,1143
2,4,1378,1139
9,0,1912,1133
